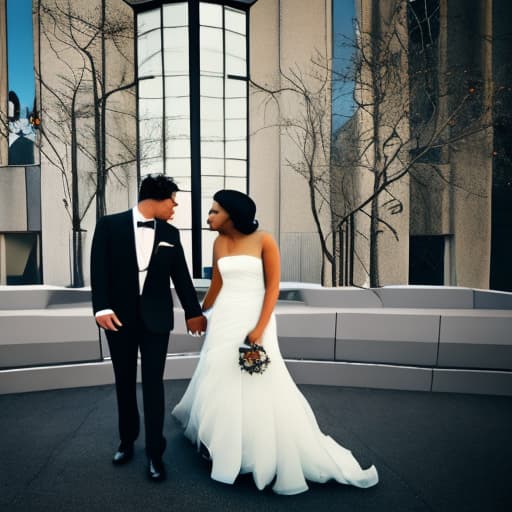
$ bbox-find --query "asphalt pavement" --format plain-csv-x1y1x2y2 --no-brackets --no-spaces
1,380,511,512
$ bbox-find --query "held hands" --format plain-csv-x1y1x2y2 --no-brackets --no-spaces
96,312,123,331
187,315,207,337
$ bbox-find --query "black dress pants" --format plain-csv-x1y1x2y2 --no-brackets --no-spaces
106,315,169,459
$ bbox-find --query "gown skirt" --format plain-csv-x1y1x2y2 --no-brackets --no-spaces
172,255,378,495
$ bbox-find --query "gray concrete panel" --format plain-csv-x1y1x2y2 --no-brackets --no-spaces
25,165,41,231
168,333,204,354
46,288,92,308
438,343,512,370
0,341,102,368
376,286,474,309
335,312,440,366
0,288,50,309
287,360,432,391
0,168,27,231
473,289,512,310
0,360,115,394
439,315,512,345
0,314,98,344
302,288,383,308
336,339,438,366
279,336,335,360
432,368,512,396
0,287,91,310
0,354,200,394
336,312,440,343
276,312,336,338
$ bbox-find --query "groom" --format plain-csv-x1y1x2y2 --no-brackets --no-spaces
90,174,206,482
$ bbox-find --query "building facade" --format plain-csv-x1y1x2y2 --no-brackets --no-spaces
0,0,510,290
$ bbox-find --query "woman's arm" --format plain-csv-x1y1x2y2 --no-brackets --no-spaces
201,237,223,312
247,233,280,344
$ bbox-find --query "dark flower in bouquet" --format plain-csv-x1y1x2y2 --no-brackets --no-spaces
238,338,270,375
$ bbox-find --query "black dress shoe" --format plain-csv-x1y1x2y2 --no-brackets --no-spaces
112,444,134,465
199,443,211,461
147,457,166,482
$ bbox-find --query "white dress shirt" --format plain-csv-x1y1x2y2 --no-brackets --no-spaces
95,206,155,318
132,206,156,294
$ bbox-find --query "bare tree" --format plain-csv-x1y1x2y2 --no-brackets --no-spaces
37,0,136,286
251,0,501,287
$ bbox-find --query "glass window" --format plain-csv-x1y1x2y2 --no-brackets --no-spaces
225,31,246,76
136,3,249,276
163,27,189,75
163,2,188,27
138,9,161,35
1,233,41,285
200,26,223,75
138,30,162,76
7,0,36,166
225,159,246,177
200,3,223,28
331,0,356,134
225,8,246,35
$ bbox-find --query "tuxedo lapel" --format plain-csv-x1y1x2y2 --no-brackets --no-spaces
119,210,139,288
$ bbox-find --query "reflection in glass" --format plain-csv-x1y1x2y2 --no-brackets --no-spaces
138,30,162,76
7,0,36,166
138,9,160,35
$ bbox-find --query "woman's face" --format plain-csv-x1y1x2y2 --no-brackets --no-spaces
207,201,231,231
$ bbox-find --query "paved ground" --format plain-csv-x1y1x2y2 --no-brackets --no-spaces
1,380,511,512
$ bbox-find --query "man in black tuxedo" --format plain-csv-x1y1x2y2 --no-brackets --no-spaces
90,174,206,482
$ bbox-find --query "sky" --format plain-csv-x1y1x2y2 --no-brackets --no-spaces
4,0,353,126
332,0,357,132
7,0,35,115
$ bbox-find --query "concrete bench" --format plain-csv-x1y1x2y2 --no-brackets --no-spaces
438,313,512,370
0,309,100,368
376,286,474,309
335,311,440,366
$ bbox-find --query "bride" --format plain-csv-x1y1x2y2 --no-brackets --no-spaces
172,189,378,495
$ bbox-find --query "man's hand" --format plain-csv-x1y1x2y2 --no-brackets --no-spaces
186,315,207,337
96,312,123,331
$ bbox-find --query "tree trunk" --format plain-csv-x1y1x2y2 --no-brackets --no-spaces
70,93,84,287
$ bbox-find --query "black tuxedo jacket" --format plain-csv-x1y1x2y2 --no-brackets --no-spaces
90,210,202,334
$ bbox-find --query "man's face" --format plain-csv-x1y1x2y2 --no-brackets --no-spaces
155,192,178,221
207,201,230,231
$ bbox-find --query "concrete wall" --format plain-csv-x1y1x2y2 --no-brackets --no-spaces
250,0,332,283
38,0,136,287
1,286,511,396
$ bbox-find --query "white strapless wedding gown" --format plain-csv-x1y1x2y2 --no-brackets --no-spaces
172,255,378,495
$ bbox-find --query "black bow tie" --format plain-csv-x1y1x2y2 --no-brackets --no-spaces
137,220,155,229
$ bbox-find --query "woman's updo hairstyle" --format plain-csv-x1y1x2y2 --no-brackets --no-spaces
213,189,259,235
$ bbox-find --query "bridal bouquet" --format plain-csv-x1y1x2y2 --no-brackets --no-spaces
238,338,270,375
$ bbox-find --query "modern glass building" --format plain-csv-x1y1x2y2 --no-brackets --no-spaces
133,0,253,276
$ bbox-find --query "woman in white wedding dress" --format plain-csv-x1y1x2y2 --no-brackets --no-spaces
172,190,378,495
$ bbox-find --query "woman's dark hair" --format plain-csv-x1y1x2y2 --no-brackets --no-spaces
138,174,179,201
213,189,259,235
